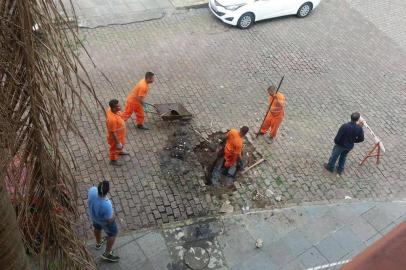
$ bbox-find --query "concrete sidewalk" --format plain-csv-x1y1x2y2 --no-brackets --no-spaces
60,0,208,28
90,200,406,270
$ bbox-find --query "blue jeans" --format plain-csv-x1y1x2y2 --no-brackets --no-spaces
327,144,350,173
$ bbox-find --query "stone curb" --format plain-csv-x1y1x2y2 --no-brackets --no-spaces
145,198,406,234
169,0,208,10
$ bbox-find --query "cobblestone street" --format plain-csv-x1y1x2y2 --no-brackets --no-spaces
71,0,406,238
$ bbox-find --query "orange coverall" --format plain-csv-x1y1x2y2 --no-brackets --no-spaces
224,129,243,168
260,92,285,138
122,79,149,125
106,108,126,161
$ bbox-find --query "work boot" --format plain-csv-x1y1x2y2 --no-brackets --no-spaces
101,251,120,262
110,160,123,166
323,163,334,173
137,124,149,130
264,136,274,144
119,150,130,156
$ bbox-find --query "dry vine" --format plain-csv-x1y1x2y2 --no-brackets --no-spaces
1,0,102,269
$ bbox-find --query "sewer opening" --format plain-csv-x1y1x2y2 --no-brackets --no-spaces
193,131,261,187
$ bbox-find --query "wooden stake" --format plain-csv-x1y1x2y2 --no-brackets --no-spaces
242,158,266,174
190,127,213,144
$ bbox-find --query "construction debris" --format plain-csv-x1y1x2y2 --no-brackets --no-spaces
242,204,250,214
265,189,274,198
219,200,234,213
256,238,264,248
252,189,265,201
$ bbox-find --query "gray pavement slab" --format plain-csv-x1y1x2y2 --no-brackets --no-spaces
90,202,406,270
136,231,167,256
349,217,379,242
282,229,313,258
361,205,396,231
243,214,278,245
332,226,366,254
148,249,172,270
316,235,348,262
230,251,278,270
297,247,328,268
217,226,257,268
302,215,342,244
281,259,306,270
265,239,296,267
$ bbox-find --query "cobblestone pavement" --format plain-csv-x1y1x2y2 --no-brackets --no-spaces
346,0,406,50
71,0,406,238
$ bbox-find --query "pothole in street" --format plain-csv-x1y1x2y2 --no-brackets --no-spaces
193,131,262,188
159,127,270,215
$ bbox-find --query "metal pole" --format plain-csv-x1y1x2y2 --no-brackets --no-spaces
256,75,285,138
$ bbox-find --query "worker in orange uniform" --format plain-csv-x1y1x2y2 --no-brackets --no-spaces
106,99,128,166
122,72,155,130
223,126,249,177
258,85,286,142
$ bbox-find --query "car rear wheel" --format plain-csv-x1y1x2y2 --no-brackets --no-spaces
297,2,313,18
237,13,254,29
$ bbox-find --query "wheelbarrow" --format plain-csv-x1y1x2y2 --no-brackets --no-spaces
145,102,193,121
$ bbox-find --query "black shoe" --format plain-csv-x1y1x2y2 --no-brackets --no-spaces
137,124,149,130
119,150,130,156
110,160,123,166
324,163,334,173
101,251,120,262
264,136,274,144
95,237,107,250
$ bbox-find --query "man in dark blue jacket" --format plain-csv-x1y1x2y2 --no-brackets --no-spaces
325,112,364,175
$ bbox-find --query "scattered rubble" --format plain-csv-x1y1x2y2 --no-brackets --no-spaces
256,238,264,248
219,200,233,213
242,205,250,214
265,189,274,198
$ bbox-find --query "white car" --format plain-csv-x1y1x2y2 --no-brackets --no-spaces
209,0,321,29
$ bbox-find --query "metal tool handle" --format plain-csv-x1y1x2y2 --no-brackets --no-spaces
256,75,285,138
